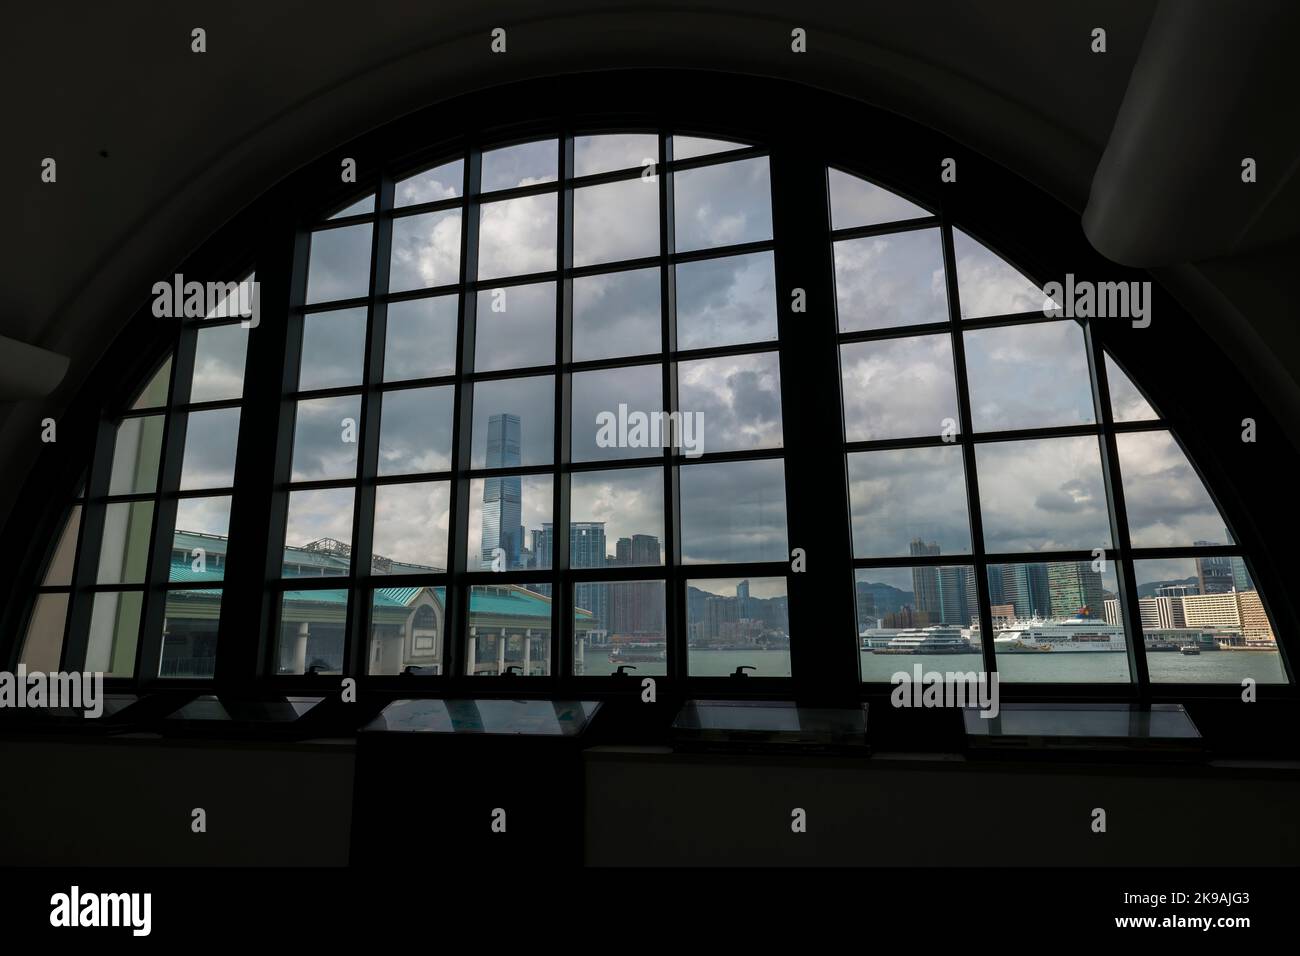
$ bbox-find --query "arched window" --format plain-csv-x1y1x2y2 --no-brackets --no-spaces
6,89,1291,698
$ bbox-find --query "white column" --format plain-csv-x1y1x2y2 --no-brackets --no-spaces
294,622,309,674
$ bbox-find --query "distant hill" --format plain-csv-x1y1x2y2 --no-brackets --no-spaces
1135,576,1199,598
854,578,914,615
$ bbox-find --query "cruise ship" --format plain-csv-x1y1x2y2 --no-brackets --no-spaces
871,626,977,655
994,617,1126,653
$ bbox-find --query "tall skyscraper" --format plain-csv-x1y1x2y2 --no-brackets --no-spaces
1047,561,1105,618
985,564,1006,605
481,413,522,569
909,539,942,622
1002,564,1050,618
737,579,751,619
1194,545,1234,594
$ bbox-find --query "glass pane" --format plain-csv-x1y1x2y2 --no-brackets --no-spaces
277,590,348,675
384,294,458,382
481,140,557,192
86,590,142,676
466,474,552,572
160,588,221,678
574,134,657,177
42,505,81,587
179,407,241,490
677,351,783,454
96,501,154,584
298,307,366,391
395,159,463,206
372,481,451,573
107,415,163,495
571,364,663,462
470,377,553,468
466,583,553,676
679,459,787,564
572,267,661,362
686,577,789,677
171,496,231,582
675,251,777,350
202,273,257,322
833,228,948,333
573,177,660,267
291,396,361,482
369,587,447,675
575,580,666,677
390,208,462,293
189,325,248,403
828,169,930,229
305,224,373,304
477,194,557,280
1105,354,1158,422
855,566,984,683
840,334,958,442
283,488,355,576
328,194,374,219
953,228,1044,319
131,357,171,409
569,467,665,567
1134,558,1286,684
975,436,1112,553
964,321,1094,431
474,282,555,371
19,592,68,671
1116,431,1230,546
673,136,746,161
991,561,1131,683
847,446,970,557
674,157,772,252
377,385,454,475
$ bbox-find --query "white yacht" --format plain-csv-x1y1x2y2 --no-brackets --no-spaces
872,625,977,655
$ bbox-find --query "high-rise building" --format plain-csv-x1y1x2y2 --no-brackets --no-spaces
610,535,664,636
1002,564,1050,619
737,579,751,619
986,564,1005,605
909,539,941,622
1139,595,1185,629
1231,556,1253,591
536,521,610,629
1047,561,1105,619
1103,597,1121,626
481,413,522,569
1194,546,1234,594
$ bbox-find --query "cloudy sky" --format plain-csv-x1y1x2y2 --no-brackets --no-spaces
377,385,454,475
572,266,660,361
847,445,971,557
827,168,930,230
974,435,1111,553
1116,430,1228,546
189,324,248,402
840,333,957,441
384,295,457,381
277,154,1219,585
291,396,359,481
679,458,787,564
299,307,365,390
474,281,554,371
180,407,240,490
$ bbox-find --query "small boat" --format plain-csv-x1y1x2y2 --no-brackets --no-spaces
1179,645,1201,655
